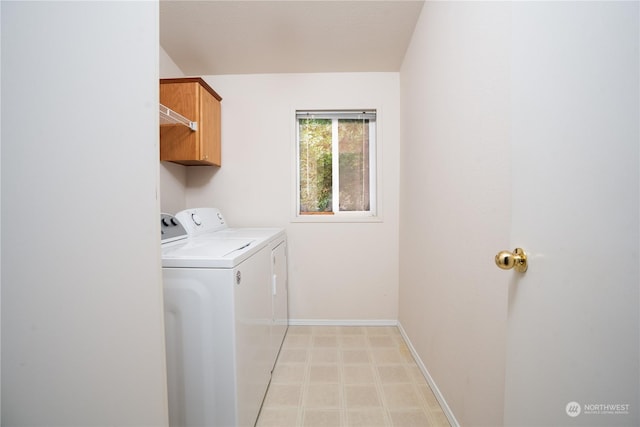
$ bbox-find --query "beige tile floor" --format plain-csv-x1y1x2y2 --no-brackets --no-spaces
256,325,451,427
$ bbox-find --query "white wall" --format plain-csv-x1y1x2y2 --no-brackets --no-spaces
159,47,188,215
186,73,401,321
2,2,168,425
0,2,3,418
399,2,511,426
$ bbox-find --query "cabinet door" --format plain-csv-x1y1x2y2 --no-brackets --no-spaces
198,85,221,165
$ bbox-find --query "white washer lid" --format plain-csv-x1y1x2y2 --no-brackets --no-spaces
162,237,256,268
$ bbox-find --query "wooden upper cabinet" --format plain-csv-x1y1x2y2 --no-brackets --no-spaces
160,78,222,166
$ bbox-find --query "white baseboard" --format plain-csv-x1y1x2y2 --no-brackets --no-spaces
288,319,399,327
397,321,460,427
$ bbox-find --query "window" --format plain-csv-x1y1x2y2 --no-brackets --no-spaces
296,110,377,218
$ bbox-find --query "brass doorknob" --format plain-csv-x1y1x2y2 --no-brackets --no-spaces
495,248,528,273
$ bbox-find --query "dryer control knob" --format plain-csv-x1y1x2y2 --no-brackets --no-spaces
191,213,202,226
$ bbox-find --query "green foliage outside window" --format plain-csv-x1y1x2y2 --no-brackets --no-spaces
299,119,332,212
338,119,370,212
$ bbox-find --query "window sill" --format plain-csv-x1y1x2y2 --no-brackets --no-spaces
291,214,383,224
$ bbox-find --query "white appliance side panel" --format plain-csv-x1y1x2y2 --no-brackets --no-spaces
270,238,289,371
162,268,237,427
234,250,273,427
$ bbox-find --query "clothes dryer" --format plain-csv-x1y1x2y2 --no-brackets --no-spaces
160,212,278,427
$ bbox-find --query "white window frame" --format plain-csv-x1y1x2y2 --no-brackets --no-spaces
292,109,381,223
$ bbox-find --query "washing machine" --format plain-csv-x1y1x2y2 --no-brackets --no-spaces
175,208,288,371
160,211,288,427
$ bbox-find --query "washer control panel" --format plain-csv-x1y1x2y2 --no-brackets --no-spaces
160,213,187,243
175,208,228,236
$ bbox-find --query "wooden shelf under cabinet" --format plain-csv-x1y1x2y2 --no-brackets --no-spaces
160,78,222,166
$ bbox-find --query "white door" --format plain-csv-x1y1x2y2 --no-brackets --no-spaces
504,2,639,426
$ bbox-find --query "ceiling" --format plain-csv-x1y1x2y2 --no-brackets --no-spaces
159,0,425,76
